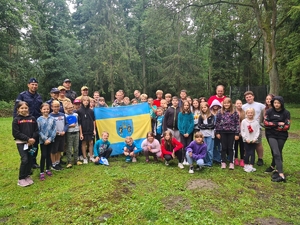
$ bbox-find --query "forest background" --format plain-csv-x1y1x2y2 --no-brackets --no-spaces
1,0,300,104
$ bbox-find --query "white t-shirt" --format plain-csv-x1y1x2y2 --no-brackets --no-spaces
242,102,265,122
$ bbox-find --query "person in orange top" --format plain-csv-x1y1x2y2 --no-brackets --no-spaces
161,130,184,169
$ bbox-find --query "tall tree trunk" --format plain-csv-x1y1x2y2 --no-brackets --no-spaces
251,0,279,95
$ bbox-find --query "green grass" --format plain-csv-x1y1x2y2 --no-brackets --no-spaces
1,105,300,224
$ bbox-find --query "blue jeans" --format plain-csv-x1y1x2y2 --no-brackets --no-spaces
186,152,205,166
204,136,213,166
213,138,221,163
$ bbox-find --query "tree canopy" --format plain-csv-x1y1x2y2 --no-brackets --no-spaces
0,0,299,102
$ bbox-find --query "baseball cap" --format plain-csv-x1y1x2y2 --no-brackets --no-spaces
58,86,66,91
64,79,71,83
81,86,89,91
73,99,81,104
28,78,38,84
50,88,60,93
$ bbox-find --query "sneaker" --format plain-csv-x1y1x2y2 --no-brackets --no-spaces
56,164,63,170
66,163,73,168
243,164,249,171
239,159,245,167
51,165,59,171
46,170,53,176
189,167,194,174
83,158,88,164
265,166,275,173
125,156,131,162
183,159,189,166
221,162,226,169
229,163,234,170
272,175,286,183
79,155,84,161
272,171,280,179
90,157,95,163
76,161,83,166
178,163,184,169
234,158,239,166
132,157,137,163
165,160,169,166
245,165,256,172
25,176,34,185
196,165,201,171
257,158,264,166
39,173,45,181
18,179,30,187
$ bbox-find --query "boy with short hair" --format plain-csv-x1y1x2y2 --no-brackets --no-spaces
98,97,108,107
154,107,164,142
50,100,69,170
94,131,113,165
153,90,163,107
165,93,172,108
163,96,181,141
64,102,82,168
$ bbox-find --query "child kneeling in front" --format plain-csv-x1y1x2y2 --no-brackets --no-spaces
123,136,138,162
93,131,112,165
186,132,207,174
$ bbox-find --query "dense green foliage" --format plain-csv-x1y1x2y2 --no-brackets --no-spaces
0,0,299,101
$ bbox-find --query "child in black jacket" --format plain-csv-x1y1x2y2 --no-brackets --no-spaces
12,101,39,187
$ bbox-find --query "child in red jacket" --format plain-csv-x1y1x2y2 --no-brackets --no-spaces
161,130,184,169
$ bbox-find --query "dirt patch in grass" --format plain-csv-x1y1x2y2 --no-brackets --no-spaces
162,196,191,211
0,217,8,223
186,179,219,190
110,178,136,203
247,217,293,225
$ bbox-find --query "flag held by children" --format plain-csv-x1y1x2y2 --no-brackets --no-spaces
94,103,151,155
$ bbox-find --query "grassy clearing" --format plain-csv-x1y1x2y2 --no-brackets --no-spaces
1,105,300,224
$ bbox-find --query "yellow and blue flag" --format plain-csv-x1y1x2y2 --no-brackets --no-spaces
94,103,151,155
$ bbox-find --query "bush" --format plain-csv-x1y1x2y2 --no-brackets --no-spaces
0,101,14,117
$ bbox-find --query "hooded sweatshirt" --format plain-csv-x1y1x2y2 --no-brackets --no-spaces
264,96,290,140
186,141,207,160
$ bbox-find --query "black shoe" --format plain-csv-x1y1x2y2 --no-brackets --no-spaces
257,158,264,166
56,164,63,170
265,166,275,173
272,171,280,179
32,163,40,169
272,175,286,183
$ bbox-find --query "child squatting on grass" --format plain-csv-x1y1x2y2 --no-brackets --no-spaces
123,136,138,162
241,108,260,173
141,132,161,163
93,131,113,165
161,130,184,168
37,103,56,181
185,132,207,174
12,101,39,187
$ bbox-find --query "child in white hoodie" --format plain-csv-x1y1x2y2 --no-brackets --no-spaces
241,108,260,172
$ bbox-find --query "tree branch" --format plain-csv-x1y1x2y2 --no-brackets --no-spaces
178,0,253,13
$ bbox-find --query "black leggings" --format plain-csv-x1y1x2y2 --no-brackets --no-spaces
234,136,244,159
164,150,183,163
220,133,235,163
40,143,52,173
244,143,256,165
267,138,286,173
17,144,33,180
180,134,192,160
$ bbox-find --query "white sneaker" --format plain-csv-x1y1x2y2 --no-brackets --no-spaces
79,155,84,161
183,160,189,166
178,163,184,169
165,160,169,166
243,164,249,171
90,157,95,162
189,167,194,174
252,167,257,172
132,157,137,163
83,158,88,164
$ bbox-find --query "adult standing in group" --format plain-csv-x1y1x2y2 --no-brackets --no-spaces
63,79,77,103
207,85,227,106
242,91,265,166
207,85,226,164
75,86,93,102
13,78,43,169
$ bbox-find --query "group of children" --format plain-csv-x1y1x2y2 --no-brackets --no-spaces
12,87,291,187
